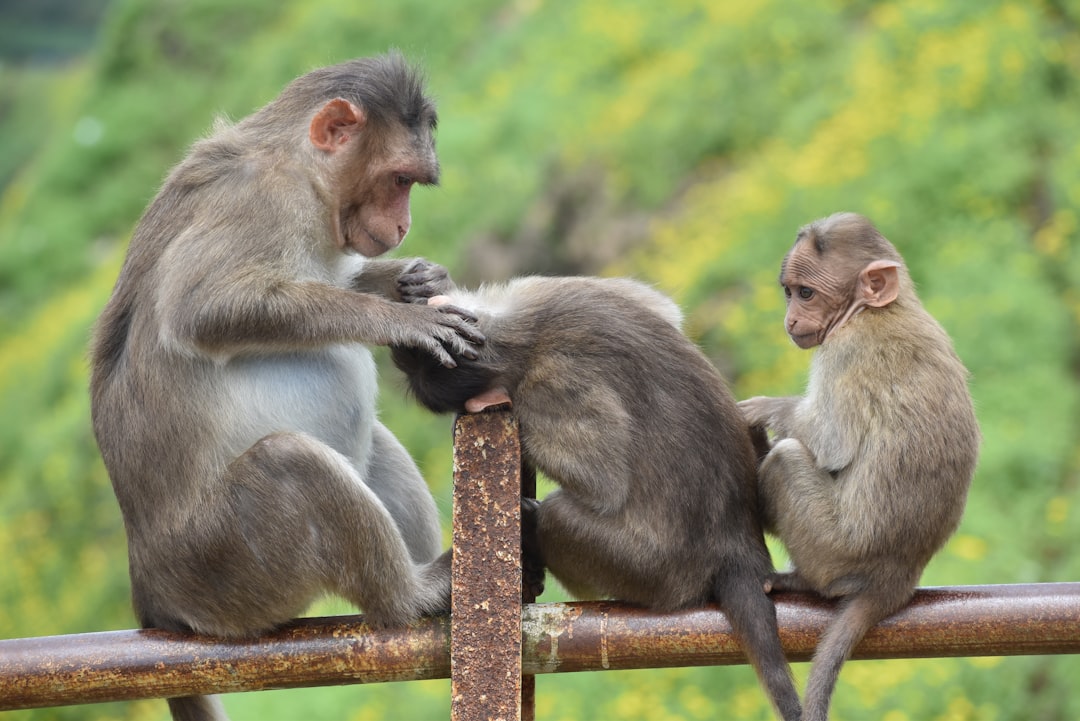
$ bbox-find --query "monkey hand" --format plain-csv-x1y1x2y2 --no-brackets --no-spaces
521,497,546,601
737,396,776,427
397,258,458,303
394,302,485,368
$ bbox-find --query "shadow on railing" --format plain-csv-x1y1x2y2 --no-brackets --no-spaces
2,411,1079,720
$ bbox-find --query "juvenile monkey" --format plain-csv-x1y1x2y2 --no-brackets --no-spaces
392,276,802,721
90,54,483,721
739,212,980,721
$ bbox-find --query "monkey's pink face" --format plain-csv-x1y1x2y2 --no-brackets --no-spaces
338,135,439,258
311,99,440,258
341,172,418,257
779,242,849,349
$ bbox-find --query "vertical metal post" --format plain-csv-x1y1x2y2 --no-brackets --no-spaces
520,461,537,721
451,410,524,721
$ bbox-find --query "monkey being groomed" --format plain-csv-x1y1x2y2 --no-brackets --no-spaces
739,212,980,721
392,275,802,721
90,54,485,721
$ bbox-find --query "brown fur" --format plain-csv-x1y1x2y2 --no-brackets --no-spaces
740,212,980,721
90,54,481,721
393,276,802,721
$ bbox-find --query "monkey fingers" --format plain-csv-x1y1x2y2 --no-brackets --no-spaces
736,396,774,426
432,302,480,325
415,321,482,368
397,259,452,302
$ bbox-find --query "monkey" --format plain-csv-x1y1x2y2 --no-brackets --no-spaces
89,54,485,721
737,212,980,721
391,275,803,721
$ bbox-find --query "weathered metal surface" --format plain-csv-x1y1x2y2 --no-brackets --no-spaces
520,461,538,721
2,585,1079,711
0,614,449,710
451,410,524,721
522,583,1080,674
3,416,1079,714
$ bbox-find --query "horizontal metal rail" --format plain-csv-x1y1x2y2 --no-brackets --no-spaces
3,410,1078,719
2,584,1079,711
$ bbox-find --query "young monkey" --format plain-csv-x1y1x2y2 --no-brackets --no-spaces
739,212,980,721
392,275,802,721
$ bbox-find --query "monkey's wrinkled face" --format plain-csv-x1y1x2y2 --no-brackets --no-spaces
337,128,439,258
340,174,415,257
779,241,852,349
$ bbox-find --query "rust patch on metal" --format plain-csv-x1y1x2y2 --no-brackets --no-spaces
451,410,523,721
0,615,450,710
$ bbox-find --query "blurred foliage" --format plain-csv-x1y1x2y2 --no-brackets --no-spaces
2,0,1079,720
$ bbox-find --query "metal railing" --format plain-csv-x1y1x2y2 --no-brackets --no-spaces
2,410,1079,720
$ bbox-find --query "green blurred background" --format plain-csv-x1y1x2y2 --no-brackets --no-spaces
1,0,1078,719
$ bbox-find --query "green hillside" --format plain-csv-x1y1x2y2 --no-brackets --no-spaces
2,0,1079,719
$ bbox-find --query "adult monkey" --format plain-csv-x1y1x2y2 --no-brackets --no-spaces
90,54,483,721
392,276,803,721
739,212,979,721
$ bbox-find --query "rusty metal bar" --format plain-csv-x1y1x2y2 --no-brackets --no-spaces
0,614,449,710
451,409,525,721
523,583,1080,674
2,585,1079,711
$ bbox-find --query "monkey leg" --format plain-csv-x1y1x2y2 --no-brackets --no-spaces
536,491,706,610
520,497,546,600
140,431,448,635
758,437,855,595
360,421,442,563
243,432,451,629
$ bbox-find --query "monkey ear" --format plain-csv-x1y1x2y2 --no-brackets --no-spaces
309,99,367,152
464,387,513,413
859,260,900,307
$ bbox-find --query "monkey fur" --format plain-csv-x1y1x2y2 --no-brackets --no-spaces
90,54,483,721
739,212,980,721
392,275,802,721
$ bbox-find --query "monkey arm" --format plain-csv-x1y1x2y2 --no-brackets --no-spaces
737,396,801,438
516,362,633,516
796,404,860,473
740,394,860,474
350,257,458,302
161,275,483,368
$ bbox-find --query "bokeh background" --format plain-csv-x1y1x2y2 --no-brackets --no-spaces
2,1,1079,719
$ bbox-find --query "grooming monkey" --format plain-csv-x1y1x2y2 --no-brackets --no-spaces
392,275,802,721
739,212,980,721
90,54,483,721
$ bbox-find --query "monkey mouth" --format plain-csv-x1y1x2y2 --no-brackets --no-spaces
348,226,396,258
789,332,821,349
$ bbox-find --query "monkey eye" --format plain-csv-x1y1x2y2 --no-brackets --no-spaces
798,286,814,300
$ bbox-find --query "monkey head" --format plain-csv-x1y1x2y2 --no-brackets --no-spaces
308,98,439,258
779,212,903,349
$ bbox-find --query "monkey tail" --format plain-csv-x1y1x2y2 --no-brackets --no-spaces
802,592,903,721
713,571,802,721
167,694,229,721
